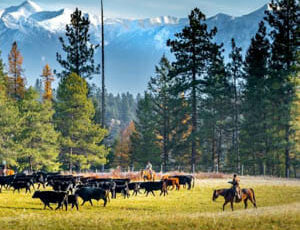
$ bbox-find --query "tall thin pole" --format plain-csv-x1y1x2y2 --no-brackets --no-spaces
101,0,105,128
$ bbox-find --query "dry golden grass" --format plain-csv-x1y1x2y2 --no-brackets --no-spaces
0,177,299,230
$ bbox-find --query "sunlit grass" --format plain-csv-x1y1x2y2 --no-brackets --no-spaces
0,177,299,230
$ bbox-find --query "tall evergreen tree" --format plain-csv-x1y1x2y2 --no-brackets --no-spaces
148,55,173,171
265,0,299,177
41,64,54,101
55,73,108,171
8,42,25,100
200,43,230,172
56,8,99,79
241,21,271,174
130,93,161,169
0,54,20,168
226,39,244,173
167,8,217,170
17,88,60,172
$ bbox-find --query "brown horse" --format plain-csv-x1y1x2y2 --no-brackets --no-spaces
140,170,156,181
212,187,257,211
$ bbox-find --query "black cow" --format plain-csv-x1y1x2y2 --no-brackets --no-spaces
13,176,35,190
128,182,141,196
0,175,16,192
64,194,79,210
75,187,109,207
32,191,68,210
170,175,195,190
49,181,73,193
114,183,130,199
10,181,32,193
140,181,168,196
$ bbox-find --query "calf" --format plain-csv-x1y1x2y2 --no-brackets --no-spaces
140,181,168,196
170,175,194,190
75,187,109,207
32,191,68,210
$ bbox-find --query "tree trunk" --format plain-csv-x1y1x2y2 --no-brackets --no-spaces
191,72,197,172
69,147,73,173
101,0,106,128
285,124,290,178
28,156,33,173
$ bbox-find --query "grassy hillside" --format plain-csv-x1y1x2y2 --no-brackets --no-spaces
0,177,299,230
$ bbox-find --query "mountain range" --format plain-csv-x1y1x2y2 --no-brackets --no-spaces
0,1,268,94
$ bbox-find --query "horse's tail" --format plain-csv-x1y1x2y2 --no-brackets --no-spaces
250,188,256,202
192,176,195,188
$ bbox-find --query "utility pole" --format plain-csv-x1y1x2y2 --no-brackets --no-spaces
101,0,105,128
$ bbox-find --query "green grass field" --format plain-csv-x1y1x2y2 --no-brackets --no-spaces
0,177,299,230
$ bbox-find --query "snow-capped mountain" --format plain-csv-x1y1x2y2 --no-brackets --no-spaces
0,1,268,94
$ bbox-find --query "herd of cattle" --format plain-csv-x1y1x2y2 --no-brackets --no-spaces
0,172,195,211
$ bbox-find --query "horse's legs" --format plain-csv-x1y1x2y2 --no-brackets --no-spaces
223,201,228,211
249,196,257,208
244,198,248,209
230,201,234,211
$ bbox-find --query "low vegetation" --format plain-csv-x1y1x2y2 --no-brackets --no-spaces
0,177,299,230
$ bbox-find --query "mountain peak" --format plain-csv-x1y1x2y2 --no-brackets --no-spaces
20,1,42,12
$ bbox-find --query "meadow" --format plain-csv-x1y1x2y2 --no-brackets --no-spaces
0,177,299,230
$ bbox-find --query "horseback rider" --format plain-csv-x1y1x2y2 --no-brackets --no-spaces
228,174,241,201
145,161,153,176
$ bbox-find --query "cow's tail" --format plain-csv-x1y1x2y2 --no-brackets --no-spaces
250,188,256,202
105,190,110,203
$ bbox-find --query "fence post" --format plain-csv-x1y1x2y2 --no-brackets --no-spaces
263,164,266,176
161,164,163,173
241,164,244,176
102,164,104,172
192,164,195,174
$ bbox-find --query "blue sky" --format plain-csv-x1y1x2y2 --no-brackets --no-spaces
0,0,270,18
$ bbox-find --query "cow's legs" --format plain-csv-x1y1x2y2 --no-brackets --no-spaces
89,200,93,206
151,191,155,196
81,200,86,206
230,201,234,211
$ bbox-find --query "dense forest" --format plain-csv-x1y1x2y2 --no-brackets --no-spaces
0,0,299,177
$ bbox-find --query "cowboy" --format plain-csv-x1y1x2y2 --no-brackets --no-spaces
228,174,241,201
145,161,153,176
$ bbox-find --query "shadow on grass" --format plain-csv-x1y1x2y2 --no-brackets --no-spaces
0,205,51,211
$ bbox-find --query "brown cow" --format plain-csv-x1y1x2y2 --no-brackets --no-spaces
161,175,180,190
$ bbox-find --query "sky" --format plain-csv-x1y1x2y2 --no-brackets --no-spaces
0,0,270,18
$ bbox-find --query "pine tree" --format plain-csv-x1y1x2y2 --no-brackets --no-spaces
226,39,244,173
241,21,271,174
264,0,299,177
167,8,217,171
17,88,60,172
41,64,54,101
0,54,20,168
148,55,173,171
130,93,161,169
200,42,230,172
55,73,108,171
56,8,99,79
8,42,25,100
112,121,135,169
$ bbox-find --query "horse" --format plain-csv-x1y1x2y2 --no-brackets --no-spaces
212,187,257,211
140,170,156,181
